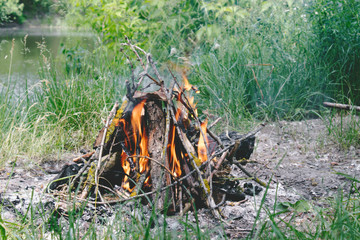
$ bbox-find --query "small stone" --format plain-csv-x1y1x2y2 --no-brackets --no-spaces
311,179,318,186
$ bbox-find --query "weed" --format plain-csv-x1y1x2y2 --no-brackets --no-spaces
323,109,360,149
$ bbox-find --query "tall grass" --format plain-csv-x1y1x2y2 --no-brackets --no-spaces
189,1,336,124
311,0,360,105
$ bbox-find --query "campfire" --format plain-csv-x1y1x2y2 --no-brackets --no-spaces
48,38,265,218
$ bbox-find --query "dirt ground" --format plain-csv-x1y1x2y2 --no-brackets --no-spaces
1,116,359,238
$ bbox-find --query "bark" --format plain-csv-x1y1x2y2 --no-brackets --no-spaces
145,100,166,208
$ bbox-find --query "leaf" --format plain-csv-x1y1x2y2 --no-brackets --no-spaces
293,200,311,213
206,24,221,40
276,202,291,212
276,200,311,213
261,1,273,13
0,218,6,240
195,26,206,41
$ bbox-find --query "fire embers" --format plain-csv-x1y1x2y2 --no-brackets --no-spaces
116,100,151,193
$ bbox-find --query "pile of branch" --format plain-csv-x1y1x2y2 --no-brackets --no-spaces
48,38,265,219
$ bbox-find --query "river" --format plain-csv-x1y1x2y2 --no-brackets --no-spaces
0,26,95,95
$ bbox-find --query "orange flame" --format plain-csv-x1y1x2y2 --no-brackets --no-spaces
198,119,208,163
188,96,198,117
120,151,134,192
117,94,206,193
118,100,151,192
182,74,200,93
183,74,192,91
131,100,149,174
167,108,182,178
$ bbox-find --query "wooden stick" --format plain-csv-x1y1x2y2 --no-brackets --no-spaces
234,162,267,187
127,155,177,179
73,151,95,162
208,150,229,182
125,36,146,72
166,71,223,217
148,54,163,85
70,157,93,189
69,154,222,206
94,102,119,204
207,129,224,149
323,102,360,112
208,117,221,129
75,167,199,205
179,187,183,215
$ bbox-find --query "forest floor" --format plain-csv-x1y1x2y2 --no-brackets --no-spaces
1,116,359,238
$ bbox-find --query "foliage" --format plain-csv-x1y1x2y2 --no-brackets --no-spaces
0,0,67,24
0,0,23,23
66,1,320,121
20,0,54,18
1,0,358,161
66,0,204,56
0,38,127,163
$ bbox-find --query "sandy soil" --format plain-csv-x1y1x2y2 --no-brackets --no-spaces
1,116,359,238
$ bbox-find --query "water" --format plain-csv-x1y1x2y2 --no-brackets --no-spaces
0,26,95,95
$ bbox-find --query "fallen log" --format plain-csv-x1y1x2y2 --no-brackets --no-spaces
323,102,360,112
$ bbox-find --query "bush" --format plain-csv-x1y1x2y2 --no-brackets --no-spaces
0,0,66,24
0,0,24,23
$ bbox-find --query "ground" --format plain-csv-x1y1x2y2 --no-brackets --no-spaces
1,116,359,238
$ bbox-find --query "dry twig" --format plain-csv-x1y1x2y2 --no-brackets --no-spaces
94,102,119,204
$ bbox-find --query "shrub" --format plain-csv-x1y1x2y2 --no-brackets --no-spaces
0,0,24,23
